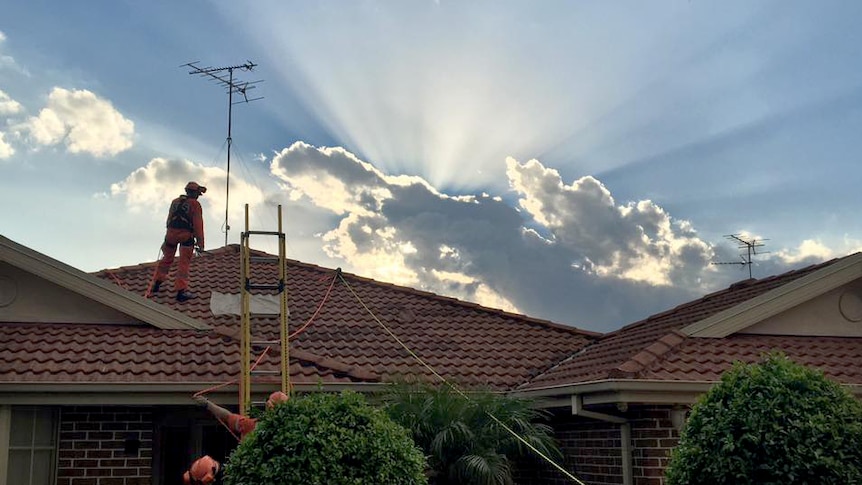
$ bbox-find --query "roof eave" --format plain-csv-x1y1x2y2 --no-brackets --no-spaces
683,253,862,338
0,235,208,331
512,378,862,408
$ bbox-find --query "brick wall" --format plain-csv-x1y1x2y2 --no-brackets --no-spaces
513,405,685,485
629,406,681,485
514,411,625,485
56,406,154,485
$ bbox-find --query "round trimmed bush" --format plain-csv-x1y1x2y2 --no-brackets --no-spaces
666,353,862,484
223,390,428,485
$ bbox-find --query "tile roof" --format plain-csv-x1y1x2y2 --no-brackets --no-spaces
0,323,376,384
78,245,593,390
520,256,862,389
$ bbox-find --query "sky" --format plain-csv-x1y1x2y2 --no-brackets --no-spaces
2,1,862,333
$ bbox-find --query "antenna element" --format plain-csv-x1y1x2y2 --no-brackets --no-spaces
711,234,769,279
183,60,264,246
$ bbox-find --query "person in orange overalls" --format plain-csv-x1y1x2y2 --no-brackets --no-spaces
183,455,220,485
194,391,290,440
151,181,206,302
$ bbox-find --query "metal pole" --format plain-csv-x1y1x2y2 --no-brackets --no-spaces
224,68,234,247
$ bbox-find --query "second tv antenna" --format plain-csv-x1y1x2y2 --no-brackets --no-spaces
184,60,263,246
712,234,769,279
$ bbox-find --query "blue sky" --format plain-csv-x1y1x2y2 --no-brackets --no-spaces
2,1,862,332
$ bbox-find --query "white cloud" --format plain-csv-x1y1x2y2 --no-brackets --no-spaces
269,142,723,329
0,132,13,159
506,157,713,287
773,239,834,265
22,87,134,157
0,89,22,115
110,157,265,242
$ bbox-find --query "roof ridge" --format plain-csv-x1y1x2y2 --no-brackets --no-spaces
609,329,688,378
334,266,600,338
599,257,845,338
98,244,600,339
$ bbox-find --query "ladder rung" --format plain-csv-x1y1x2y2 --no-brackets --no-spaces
251,370,281,375
250,256,280,263
245,230,284,237
246,283,283,291
252,340,281,346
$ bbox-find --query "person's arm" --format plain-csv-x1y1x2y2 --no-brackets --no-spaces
194,395,231,422
192,200,205,250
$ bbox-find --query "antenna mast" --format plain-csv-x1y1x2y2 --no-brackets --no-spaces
184,60,263,246
711,234,769,279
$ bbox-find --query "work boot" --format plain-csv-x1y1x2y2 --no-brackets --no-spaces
150,280,161,294
176,290,196,302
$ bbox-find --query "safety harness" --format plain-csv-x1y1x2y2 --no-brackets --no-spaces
168,195,194,231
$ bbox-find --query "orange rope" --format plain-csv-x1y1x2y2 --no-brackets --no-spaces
288,270,338,340
193,347,272,441
104,270,130,291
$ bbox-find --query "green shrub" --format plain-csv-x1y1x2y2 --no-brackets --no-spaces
666,353,862,485
223,390,428,485
384,382,561,485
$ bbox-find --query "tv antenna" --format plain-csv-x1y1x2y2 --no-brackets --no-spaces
183,60,263,246
711,234,769,279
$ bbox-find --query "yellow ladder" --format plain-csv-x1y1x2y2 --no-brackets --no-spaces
238,203,290,416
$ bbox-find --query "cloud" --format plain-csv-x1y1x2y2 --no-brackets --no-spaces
773,239,835,265
270,142,722,330
0,31,28,77
506,157,714,287
0,132,13,159
21,87,134,157
110,157,265,237
0,89,22,115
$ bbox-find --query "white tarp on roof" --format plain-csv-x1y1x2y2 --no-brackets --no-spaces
209,291,284,316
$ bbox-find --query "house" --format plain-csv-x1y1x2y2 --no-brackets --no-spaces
2,234,861,485
0,235,595,485
514,252,862,485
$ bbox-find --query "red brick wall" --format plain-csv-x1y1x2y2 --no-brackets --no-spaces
629,406,681,485
513,405,683,485
56,406,153,485
514,410,625,485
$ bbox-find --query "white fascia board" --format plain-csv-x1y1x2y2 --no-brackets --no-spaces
0,381,388,405
683,253,862,338
515,379,862,408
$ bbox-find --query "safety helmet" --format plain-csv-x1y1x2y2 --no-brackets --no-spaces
185,181,207,195
266,391,290,409
183,455,219,485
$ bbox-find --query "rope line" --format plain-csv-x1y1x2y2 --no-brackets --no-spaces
193,347,273,442
336,272,587,485
288,270,338,340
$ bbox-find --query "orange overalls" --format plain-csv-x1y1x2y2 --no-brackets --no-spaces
155,195,205,292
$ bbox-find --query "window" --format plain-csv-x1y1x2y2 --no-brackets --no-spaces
2,407,58,485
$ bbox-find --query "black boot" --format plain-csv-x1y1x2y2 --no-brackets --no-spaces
176,290,196,302
150,280,161,294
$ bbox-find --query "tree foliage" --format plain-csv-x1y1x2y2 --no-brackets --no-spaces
665,353,862,485
223,390,428,485
383,382,561,485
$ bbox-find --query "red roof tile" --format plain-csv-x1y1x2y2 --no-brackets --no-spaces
80,245,594,390
0,323,375,384
520,257,861,389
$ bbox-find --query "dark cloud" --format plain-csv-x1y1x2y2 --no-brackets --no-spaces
269,142,829,332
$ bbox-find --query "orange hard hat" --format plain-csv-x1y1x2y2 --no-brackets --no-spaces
183,455,219,485
266,391,289,409
185,181,207,194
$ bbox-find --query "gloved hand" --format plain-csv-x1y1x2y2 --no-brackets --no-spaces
193,395,210,408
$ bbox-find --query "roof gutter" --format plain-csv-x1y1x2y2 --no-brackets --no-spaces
0,381,390,405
